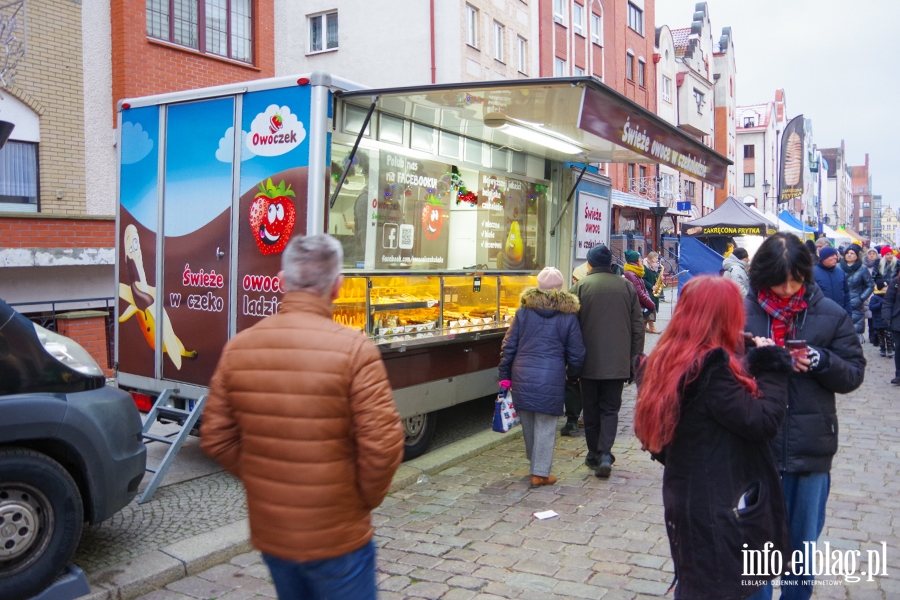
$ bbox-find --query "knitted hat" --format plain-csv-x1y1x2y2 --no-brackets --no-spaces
586,245,613,268
881,246,894,257
537,267,565,291
819,246,839,262
846,243,863,258
624,250,641,263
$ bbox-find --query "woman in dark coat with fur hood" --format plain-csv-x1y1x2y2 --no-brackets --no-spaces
634,276,793,600
499,267,585,488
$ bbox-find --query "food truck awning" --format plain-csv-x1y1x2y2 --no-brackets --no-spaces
336,77,732,188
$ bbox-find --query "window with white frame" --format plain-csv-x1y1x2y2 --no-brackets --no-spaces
661,76,671,102
637,60,645,87
590,13,601,45
574,66,585,76
694,89,705,113
627,2,643,35
0,141,39,211
517,36,527,73
554,58,566,77
573,3,584,35
553,0,565,24
466,4,478,47
625,52,634,81
493,21,504,62
309,11,338,53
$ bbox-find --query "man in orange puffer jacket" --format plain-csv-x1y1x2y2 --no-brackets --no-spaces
201,234,404,600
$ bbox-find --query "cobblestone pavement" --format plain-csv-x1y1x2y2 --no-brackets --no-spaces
137,295,900,599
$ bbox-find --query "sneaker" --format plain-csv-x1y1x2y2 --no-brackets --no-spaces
584,455,599,470
892,378,900,386
560,421,578,437
530,474,557,488
880,347,887,357
595,453,615,478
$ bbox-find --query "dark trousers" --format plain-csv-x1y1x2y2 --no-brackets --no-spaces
564,379,582,423
893,331,900,377
262,541,376,600
580,378,626,458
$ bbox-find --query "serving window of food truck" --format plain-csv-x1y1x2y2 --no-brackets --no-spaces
114,74,731,459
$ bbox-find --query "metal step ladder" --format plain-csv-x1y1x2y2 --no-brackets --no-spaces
138,389,207,504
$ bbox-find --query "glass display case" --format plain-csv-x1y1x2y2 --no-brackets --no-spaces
334,273,538,345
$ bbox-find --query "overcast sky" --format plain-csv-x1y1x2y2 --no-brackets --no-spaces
655,0,900,209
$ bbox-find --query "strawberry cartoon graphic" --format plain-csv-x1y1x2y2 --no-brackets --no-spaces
249,178,296,255
269,112,284,134
421,194,444,241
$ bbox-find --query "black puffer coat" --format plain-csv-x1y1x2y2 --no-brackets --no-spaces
653,346,793,600
841,259,874,334
744,284,866,473
881,274,900,332
499,288,585,415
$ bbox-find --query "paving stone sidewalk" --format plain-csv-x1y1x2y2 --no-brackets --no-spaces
136,297,899,599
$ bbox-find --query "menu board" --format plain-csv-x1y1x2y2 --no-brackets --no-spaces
475,172,541,270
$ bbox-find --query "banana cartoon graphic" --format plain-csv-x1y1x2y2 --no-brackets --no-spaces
119,225,197,369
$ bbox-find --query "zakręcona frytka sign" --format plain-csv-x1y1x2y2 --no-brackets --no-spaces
578,85,730,189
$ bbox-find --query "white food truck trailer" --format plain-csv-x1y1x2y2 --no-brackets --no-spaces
114,72,729,458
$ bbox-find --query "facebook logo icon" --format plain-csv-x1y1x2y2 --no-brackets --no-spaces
382,223,399,249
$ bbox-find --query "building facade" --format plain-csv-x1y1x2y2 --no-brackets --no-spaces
276,1,539,87
735,89,786,215
711,26,736,206
820,141,852,228
881,205,898,246
851,154,873,239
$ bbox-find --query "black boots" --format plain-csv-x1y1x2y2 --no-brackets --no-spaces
595,453,615,478
560,420,578,437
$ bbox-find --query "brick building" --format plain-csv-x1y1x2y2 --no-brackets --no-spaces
0,0,275,370
538,0,661,249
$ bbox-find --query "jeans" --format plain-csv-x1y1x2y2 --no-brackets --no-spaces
746,472,831,600
580,379,626,459
262,540,376,600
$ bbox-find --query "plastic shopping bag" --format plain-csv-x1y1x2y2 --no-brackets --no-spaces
492,388,520,433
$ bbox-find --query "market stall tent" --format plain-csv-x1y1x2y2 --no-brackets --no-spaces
681,196,777,237
778,211,816,239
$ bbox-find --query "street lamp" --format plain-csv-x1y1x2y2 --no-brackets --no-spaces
762,180,771,212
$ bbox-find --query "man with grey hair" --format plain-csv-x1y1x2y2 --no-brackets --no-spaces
202,234,404,600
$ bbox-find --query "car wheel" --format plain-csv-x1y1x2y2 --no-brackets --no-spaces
402,412,437,461
0,448,84,600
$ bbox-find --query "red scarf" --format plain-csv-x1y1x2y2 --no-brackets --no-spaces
757,287,807,346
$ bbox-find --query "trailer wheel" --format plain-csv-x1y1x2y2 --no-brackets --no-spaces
0,448,84,600
403,412,437,461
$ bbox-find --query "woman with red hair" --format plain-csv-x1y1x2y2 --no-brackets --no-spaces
634,276,793,600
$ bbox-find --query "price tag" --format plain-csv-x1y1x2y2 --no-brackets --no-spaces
473,276,482,293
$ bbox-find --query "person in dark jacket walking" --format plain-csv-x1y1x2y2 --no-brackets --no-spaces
840,244,874,341
881,271,900,384
634,276,793,600
743,233,865,600
570,245,644,478
813,246,851,315
499,267,585,487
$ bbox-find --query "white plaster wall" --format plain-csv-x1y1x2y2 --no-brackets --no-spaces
82,0,117,216
0,93,40,142
655,28,676,125
275,0,432,87
435,0,463,83
0,265,115,311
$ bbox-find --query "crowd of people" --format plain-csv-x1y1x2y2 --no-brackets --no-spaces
502,232,868,599
195,232,879,600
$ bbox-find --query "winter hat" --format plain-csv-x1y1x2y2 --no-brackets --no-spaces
847,243,863,258
819,246,839,262
624,250,641,263
881,246,894,257
537,267,565,291
586,245,613,268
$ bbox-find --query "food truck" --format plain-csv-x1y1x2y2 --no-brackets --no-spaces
115,72,730,458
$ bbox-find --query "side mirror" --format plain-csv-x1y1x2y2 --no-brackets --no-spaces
0,120,14,149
